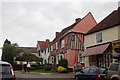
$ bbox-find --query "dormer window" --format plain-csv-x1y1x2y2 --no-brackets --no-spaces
96,32,102,44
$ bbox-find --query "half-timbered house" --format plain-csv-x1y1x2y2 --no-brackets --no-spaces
49,12,97,68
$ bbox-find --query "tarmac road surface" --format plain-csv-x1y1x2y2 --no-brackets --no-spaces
15,72,75,80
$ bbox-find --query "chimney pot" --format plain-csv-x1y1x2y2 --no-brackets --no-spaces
56,32,59,37
46,39,50,42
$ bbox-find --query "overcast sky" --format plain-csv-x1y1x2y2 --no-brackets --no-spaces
0,0,119,47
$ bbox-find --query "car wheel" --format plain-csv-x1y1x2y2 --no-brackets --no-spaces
75,77,79,80
111,78,119,80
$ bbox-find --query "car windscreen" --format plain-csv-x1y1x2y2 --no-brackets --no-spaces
109,63,119,71
99,68,106,74
0,64,12,75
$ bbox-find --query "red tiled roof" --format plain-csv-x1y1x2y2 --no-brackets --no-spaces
38,41,51,50
71,12,97,34
82,43,110,56
52,18,81,42
87,9,120,34
52,12,97,43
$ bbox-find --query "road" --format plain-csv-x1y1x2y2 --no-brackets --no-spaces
15,72,75,80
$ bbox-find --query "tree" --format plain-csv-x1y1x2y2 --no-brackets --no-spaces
58,59,68,68
4,39,11,45
2,40,23,65
15,52,43,63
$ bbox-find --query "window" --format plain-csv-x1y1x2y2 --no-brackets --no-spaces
62,39,65,48
109,63,119,71
0,64,12,75
83,67,90,73
56,42,58,49
60,55,63,59
99,68,106,74
89,68,97,73
52,57,54,63
79,54,85,63
45,49,46,54
71,35,75,41
96,32,102,43
38,50,40,56
41,50,43,53
48,47,49,53
58,55,59,60
51,45,53,51
44,59,47,64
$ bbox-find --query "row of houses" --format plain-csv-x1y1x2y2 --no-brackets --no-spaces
36,7,120,68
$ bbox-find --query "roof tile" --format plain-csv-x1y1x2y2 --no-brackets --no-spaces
38,41,51,50
87,9,120,34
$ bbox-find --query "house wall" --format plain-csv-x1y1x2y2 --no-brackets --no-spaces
50,32,84,68
42,47,50,64
64,49,83,68
84,25,120,67
50,33,70,54
37,43,50,64
118,25,120,39
85,26,119,48
56,54,64,64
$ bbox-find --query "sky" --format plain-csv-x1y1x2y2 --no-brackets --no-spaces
0,0,120,48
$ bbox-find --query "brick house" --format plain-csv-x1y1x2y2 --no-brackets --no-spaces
49,12,97,68
82,7,120,68
37,39,51,64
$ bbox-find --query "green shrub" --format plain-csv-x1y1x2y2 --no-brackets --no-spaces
58,59,68,68
31,65,43,70
13,64,22,70
43,64,52,71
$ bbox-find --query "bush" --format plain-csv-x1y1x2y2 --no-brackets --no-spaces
31,65,43,70
58,59,68,68
67,68,73,72
13,64,22,70
57,66,67,73
43,64,52,71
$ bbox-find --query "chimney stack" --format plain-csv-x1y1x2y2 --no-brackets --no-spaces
56,32,59,37
75,18,81,22
46,39,50,42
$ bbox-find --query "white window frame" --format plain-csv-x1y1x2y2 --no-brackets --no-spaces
79,54,85,63
95,32,102,44
61,39,65,48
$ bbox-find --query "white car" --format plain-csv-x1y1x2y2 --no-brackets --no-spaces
0,61,16,80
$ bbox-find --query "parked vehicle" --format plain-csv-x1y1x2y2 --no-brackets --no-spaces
107,62,120,80
75,66,107,80
0,61,16,80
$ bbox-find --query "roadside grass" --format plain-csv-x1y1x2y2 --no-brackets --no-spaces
30,69,57,73
16,69,57,73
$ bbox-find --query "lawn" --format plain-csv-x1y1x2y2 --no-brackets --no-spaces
30,69,57,73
